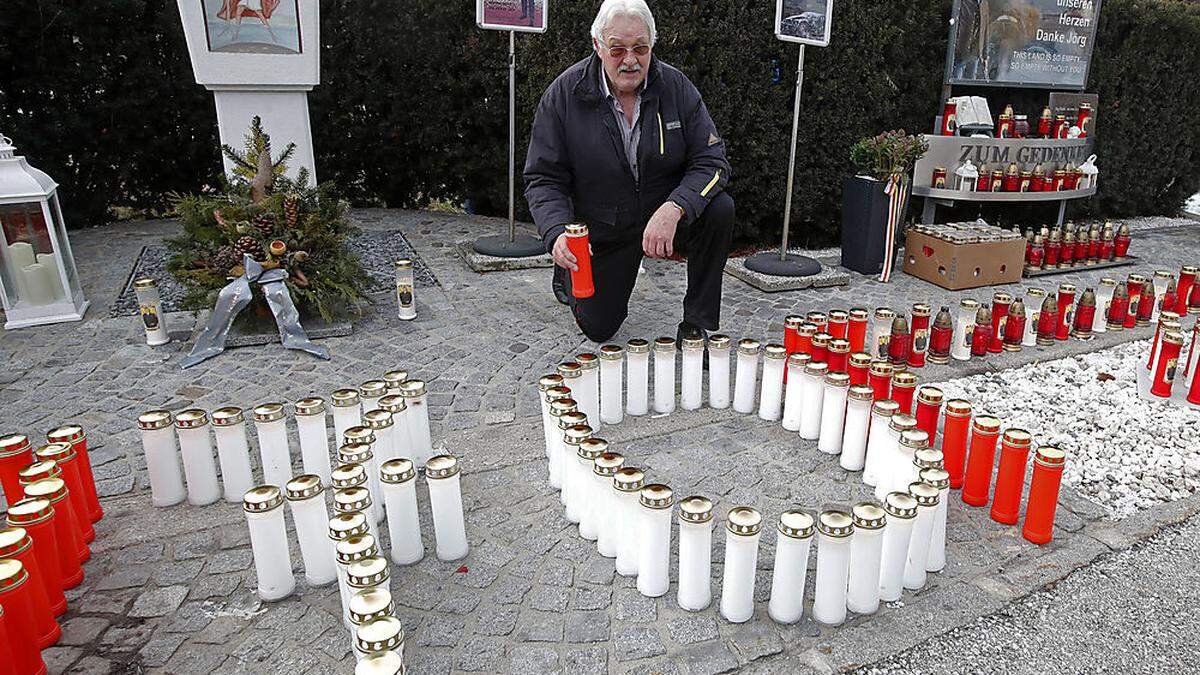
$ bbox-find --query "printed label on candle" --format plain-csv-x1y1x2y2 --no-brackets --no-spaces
995,316,1006,337
396,283,414,309
140,304,160,330
1128,296,1140,317
912,329,928,353
1166,358,1178,382
961,326,973,349
877,335,890,357
1062,304,1074,328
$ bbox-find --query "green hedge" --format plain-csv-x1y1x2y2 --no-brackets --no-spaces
2,0,1198,246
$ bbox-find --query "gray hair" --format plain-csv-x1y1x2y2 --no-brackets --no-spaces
591,0,657,47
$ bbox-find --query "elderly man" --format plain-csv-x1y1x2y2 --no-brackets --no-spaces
524,0,734,344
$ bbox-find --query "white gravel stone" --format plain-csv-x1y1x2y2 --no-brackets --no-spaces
933,339,1200,519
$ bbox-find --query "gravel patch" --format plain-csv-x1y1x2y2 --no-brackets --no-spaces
934,339,1200,518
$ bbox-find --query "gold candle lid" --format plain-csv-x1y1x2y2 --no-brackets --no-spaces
806,311,828,325
425,454,461,479
874,307,896,320
829,309,849,322
829,338,851,354
1027,287,1047,298
395,259,413,269
576,353,599,369
6,498,52,526
825,372,850,387
945,399,972,417
355,650,404,675
626,338,650,354
784,315,804,331
593,452,625,477
18,460,59,484
777,509,815,539
681,337,705,351
380,459,416,484
849,308,869,321
899,428,930,449
0,559,28,592
726,506,763,536
871,399,900,416
816,510,853,538
914,448,944,470
892,372,917,388
848,385,875,401
1035,446,1067,467
137,410,173,431
360,380,388,399
869,361,894,377
23,478,67,504
334,487,373,514
557,362,582,379
295,397,326,416
909,482,940,507
889,413,918,432
763,344,787,359
331,463,368,490
849,352,872,368
285,474,324,500
919,467,950,490
344,426,376,446
243,486,284,513
328,512,369,541
355,616,405,655
0,435,30,460
614,467,645,492
851,502,886,530
549,398,578,417
736,339,761,356
1003,428,1033,446
175,409,209,429
796,324,817,337
363,409,394,429
398,380,427,398
804,362,829,377
707,334,732,350
972,416,1002,434
787,352,812,369
916,386,944,405
332,388,361,407
252,403,286,423
349,588,395,625
678,496,714,524
33,442,73,464
538,373,564,391
599,344,625,360
884,492,918,519
563,425,593,447
639,483,674,509
211,406,245,426
812,333,832,348
347,556,391,588
558,411,587,430
379,395,407,414
578,437,608,460
383,370,409,392
653,337,677,353
339,442,373,465
46,425,84,444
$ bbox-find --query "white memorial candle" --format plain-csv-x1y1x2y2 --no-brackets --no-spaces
903,482,940,590
625,339,651,416
862,400,899,487
21,263,54,306
562,424,592,524
363,409,397,466
676,496,714,612
874,414,917,501
812,511,854,626
757,344,787,421
1025,289,1046,345
593,452,626,558
295,397,333,486
920,468,950,573
380,458,424,565
881,428,927,500
613,467,646,577
817,372,851,454
781,353,811,431
652,337,677,414
335,487,383,551
1094,279,1116,333
1152,270,1172,321
348,588,395,662
132,277,169,345
598,345,625,425
341,428,384,524
382,369,409,398
548,401,579,492
380,394,413,461
398,380,433,469
331,389,363,448
253,403,293,489
346,556,391,624
395,259,417,320
575,438,607,541
767,510,815,624
798,362,829,441
353,616,404,664
330,514,372,626
868,308,896,361
576,353,602,432
538,376,566,457
211,407,256,502
951,299,978,361
846,502,886,615
707,335,732,409
426,454,469,561
243,485,296,601
636,483,674,598
174,409,221,506
839,386,875,471
878,492,917,602
359,380,387,416
680,337,705,411
137,410,185,507
720,506,763,623
355,650,403,675
732,339,761,414
285,474,337,586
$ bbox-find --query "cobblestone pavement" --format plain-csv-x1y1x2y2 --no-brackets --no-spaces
0,212,1197,673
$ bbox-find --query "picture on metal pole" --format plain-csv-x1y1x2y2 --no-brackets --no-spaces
775,0,833,47
202,0,302,54
477,0,549,34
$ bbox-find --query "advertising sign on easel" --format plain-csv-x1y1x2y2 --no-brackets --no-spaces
471,0,550,258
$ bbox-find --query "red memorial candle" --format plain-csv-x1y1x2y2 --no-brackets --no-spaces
990,428,1033,525
22,481,84,588
796,324,816,356
1136,282,1156,328
1146,313,1179,372
564,224,594,299
1037,107,1052,137
0,604,26,675
928,306,953,364
0,559,52,674
908,303,931,368
888,316,911,369
961,416,1001,507
1106,282,1129,331
810,333,831,365
1055,283,1076,341
891,372,917,415
1125,274,1147,329
1161,278,1178,320
1150,330,1184,398
46,425,103,523
847,352,872,387
1188,345,1200,405
1037,295,1059,345
1073,230,1088,263
868,361,893,402
914,386,944,442
1044,234,1061,268
942,400,972,489
1059,232,1075,268
34,444,94,546
0,435,33,510
784,315,803,355
4,498,65,617
827,310,849,340
806,311,828,334
1003,298,1026,351
1072,288,1096,340
847,308,869,353
0,527,58,651
1022,446,1066,545
827,339,850,375
1114,223,1131,259
971,306,992,357
1176,266,1197,316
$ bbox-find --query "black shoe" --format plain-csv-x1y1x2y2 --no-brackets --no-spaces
552,266,570,305
677,321,709,370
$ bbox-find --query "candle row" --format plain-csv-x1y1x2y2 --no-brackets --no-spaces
1146,312,1200,403
1023,221,1132,273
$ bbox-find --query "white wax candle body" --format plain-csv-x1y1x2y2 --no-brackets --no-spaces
878,517,915,601
846,528,884,614
873,433,905,502
1023,305,1041,346
134,282,170,346
719,531,761,623
637,507,672,597
289,496,337,585
926,487,948,572
1152,277,1170,320
839,398,871,471
177,426,221,506
767,533,812,624
8,241,36,269
817,385,848,454
861,414,892,487
142,427,186,507
332,406,361,447
391,406,415,461
382,479,424,565
884,446,919,501
396,269,417,321
335,561,353,627
680,350,703,411
563,449,583,524
549,421,565,492
677,520,713,611
732,353,758,414
255,419,294,489
798,373,824,441
577,457,599,541
626,353,650,416
35,253,64,301
296,415,333,486
951,313,974,360
781,363,805,431
407,395,434,468
708,349,731,409
758,358,785,421
600,359,624,425
213,423,255,502
904,504,937,590
363,452,385,525
21,263,55,305
812,535,851,626
578,368,601,432
594,472,617,556
246,509,296,601
539,395,555,458
428,474,469,561
615,491,641,577
1094,288,1114,333
653,351,676,414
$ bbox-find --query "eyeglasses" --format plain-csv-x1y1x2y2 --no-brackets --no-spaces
606,44,650,59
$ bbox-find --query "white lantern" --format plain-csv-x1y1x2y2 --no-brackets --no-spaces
0,135,89,329
954,160,979,192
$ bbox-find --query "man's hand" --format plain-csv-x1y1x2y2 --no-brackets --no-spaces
643,202,683,259
552,233,583,272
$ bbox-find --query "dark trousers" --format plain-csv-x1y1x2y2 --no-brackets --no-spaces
567,193,735,343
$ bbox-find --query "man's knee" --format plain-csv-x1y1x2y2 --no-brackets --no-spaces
702,192,735,229
575,306,625,344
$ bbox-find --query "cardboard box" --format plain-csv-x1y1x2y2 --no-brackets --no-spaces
902,230,1024,290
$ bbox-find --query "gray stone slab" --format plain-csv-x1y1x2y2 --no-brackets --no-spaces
456,241,554,273
724,251,851,292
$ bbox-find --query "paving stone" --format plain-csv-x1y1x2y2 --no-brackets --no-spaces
154,558,205,585
99,623,156,652
454,637,506,672
139,632,188,667
614,625,667,662
417,616,467,647
66,654,113,675
194,616,247,645
473,605,519,637
129,585,189,618
667,614,721,645
614,589,658,622
516,611,566,642
207,548,253,574
94,566,151,591
510,645,560,674
572,586,613,611
59,617,111,646
729,622,784,662
564,646,610,675
566,611,611,643
578,559,616,586
434,587,481,615
407,650,454,675
529,585,571,612
625,660,683,675
41,646,81,674
165,642,232,673
538,557,575,586
683,641,742,675
490,576,533,605
159,601,215,633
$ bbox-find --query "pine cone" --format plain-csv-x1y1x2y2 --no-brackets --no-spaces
236,235,263,259
251,212,277,237
283,194,299,230
213,245,240,272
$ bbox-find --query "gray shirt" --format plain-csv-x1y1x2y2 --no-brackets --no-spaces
599,67,643,181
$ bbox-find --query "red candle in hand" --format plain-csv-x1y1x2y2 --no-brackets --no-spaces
961,416,1001,507
1022,447,1066,545
990,429,1032,525
564,224,594,299
942,399,972,489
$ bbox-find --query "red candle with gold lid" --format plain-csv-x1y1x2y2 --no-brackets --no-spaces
46,425,102,523
989,293,1011,353
1002,162,1020,190
0,604,31,675
827,309,849,340
1027,235,1045,271
1135,281,1155,327
0,526,58,651
22,480,85,587
1022,447,1066,545
1106,282,1128,330
1071,288,1097,340
17,461,60,495
783,315,804,356
1030,167,1046,192
847,308,869,353
888,316,911,369
846,352,871,387
806,311,828,334
4,498,65,617
977,169,992,191
868,361,893,401
891,372,917,415
0,559,54,670
1044,233,1061,268
1059,231,1075,268
1146,314,1180,372
1087,225,1101,262
914,386,943,442
810,332,831,364
1073,229,1088,262
1126,274,1148,329
1036,295,1059,346
1052,114,1068,138
961,416,1002,507
1176,266,1198,315
1038,107,1053,137
1150,330,1184,398
827,339,850,374
991,170,1004,191
1160,278,1178,320
1188,345,1200,405
908,304,931,368
0,435,33,510
1190,282,1200,315
928,306,953,364
1055,283,1076,341
796,323,817,356
942,399,972,489
1114,223,1131,259
33,444,94,545
1003,298,1026,351
971,306,992,356
990,429,1033,525
565,224,595,299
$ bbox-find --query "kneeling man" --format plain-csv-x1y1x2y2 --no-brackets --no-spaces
524,0,734,344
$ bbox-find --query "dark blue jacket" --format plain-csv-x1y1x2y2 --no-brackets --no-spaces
523,54,731,251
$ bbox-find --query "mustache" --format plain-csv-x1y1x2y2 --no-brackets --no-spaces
619,64,642,73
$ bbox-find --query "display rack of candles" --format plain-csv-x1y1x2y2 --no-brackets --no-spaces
1022,221,1138,277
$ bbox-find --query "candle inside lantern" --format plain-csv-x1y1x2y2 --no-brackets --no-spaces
598,345,625,424
174,410,221,506
781,353,811,432
817,372,851,455
903,482,940,590
758,344,787,421
380,459,424,565
707,335,732,409
767,509,814,624
680,338,705,411
846,502,886,615
138,410,185,507
719,506,762,624
636,484,674,598
811,511,854,626
426,454,469,561
732,339,761,414
613,467,646,577
285,474,337,586
243,486,296,601
652,338,677,415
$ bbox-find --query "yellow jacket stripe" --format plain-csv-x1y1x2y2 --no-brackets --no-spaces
700,170,721,197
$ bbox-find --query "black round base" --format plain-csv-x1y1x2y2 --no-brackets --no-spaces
472,234,545,258
743,251,822,277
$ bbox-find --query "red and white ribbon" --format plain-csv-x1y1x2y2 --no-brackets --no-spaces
879,173,907,283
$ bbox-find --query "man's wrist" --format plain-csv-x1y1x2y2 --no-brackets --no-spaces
667,201,686,220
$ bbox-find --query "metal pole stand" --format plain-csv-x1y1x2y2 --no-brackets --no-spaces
473,30,544,258
745,44,821,278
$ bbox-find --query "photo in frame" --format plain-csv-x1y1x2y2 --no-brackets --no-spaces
202,0,302,54
775,0,833,47
477,0,548,33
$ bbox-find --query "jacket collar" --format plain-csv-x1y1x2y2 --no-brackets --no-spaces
573,52,661,104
